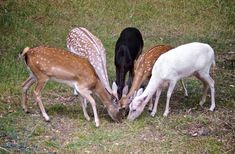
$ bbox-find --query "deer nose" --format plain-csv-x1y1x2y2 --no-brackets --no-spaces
124,106,130,116
118,107,128,118
113,112,122,123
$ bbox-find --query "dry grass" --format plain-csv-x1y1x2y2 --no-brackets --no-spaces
0,0,234,153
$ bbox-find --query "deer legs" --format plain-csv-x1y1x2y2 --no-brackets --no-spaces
22,76,99,126
75,85,100,127
163,81,177,117
195,72,215,111
22,75,36,113
34,79,50,121
150,89,162,117
22,74,50,121
78,94,90,121
74,88,90,121
180,79,188,97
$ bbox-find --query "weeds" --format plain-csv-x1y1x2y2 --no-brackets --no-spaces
0,0,234,153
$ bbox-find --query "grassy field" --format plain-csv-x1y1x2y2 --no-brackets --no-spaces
0,0,234,153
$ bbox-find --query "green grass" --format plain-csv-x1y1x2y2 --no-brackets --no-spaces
0,0,235,153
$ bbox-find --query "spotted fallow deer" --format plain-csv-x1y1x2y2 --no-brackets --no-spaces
20,46,121,127
119,45,188,111
66,27,117,98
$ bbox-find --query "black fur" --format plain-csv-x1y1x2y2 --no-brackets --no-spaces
115,27,143,99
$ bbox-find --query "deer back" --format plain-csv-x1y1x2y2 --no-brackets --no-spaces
67,27,112,94
134,45,173,76
24,46,98,87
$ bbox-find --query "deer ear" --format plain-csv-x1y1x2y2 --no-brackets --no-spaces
137,95,148,107
129,90,137,102
112,81,118,99
136,88,143,96
122,85,129,96
112,82,118,91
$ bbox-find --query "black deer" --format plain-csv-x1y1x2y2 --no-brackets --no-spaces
114,27,144,99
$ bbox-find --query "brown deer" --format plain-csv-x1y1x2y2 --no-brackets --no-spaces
119,45,188,111
66,27,118,98
20,46,121,127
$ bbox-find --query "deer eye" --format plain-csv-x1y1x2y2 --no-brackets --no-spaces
132,109,136,112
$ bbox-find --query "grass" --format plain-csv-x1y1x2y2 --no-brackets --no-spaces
0,0,235,153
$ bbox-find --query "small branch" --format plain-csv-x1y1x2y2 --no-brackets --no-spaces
224,147,234,154
0,146,10,153
27,124,38,138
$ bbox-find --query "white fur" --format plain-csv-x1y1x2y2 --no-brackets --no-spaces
128,42,216,120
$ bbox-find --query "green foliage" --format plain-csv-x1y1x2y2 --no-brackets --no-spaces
0,0,234,95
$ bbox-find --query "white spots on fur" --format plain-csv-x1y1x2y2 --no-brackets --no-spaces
66,27,112,93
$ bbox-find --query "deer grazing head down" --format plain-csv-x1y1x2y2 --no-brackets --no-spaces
67,27,118,99
114,27,143,99
128,42,216,120
20,46,121,127
118,45,174,110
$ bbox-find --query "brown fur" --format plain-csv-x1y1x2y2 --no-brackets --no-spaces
21,46,121,127
119,45,173,108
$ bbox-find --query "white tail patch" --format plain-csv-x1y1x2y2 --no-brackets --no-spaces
21,47,30,56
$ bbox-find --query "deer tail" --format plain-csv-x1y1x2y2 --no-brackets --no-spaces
20,47,30,57
18,47,30,64
211,58,216,75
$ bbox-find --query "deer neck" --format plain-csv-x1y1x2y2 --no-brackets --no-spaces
95,80,121,122
128,70,145,98
95,79,112,108
120,70,145,108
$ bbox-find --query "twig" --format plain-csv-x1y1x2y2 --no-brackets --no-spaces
124,121,135,132
0,146,10,153
224,147,234,154
27,124,38,138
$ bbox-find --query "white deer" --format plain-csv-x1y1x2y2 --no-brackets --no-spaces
118,45,188,111
128,42,216,121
